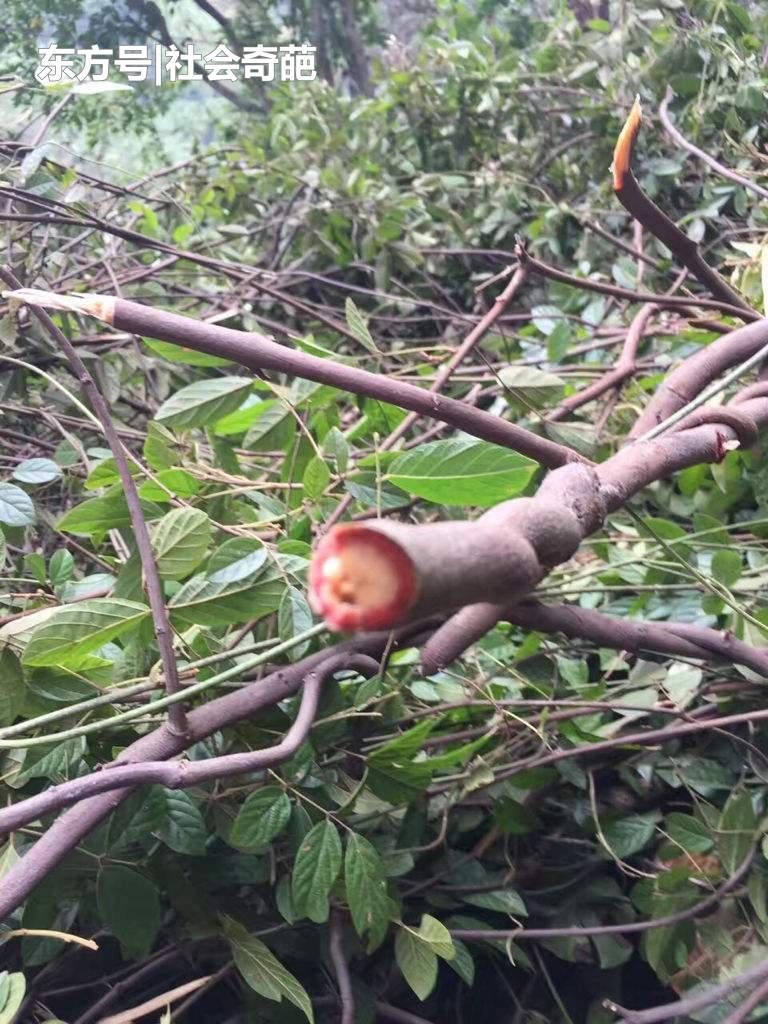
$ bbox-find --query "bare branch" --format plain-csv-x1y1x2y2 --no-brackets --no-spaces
0,266,187,738
611,98,757,320
659,87,768,203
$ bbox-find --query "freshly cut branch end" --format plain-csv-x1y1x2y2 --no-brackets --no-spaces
612,95,642,190
309,524,418,632
3,288,116,325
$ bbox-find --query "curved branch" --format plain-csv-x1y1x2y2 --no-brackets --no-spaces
0,266,187,738
0,655,378,837
611,99,757,320
0,629,418,921
658,87,768,204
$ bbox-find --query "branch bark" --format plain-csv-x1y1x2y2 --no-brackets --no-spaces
0,267,187,738
611,98,757,320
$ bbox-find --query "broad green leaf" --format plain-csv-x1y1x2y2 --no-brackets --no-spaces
13,736,86,785
414,914,455,958
12,458,61,484
138,469,200,502
243,400,295,451
225,917,314,1023
0,483,35,526
0,973,25,1024
602,814,658,858
153,789,207,855
345,833,390,946
168,551,286,628
155,376,253,430
143,337,231,366
212,394,267,436
387,439,536,507
57,491,162,536
151,508,212,580
22,598,150,668
499,366,566,407
48,549,74,586
278,586,314,658
97,865,160,959
664,813,713,854
292,819,342,923
302,455,331,499
231,787,292,849
717,791,756,872
447,938,475,986
345,297,380,354
711,548,742,587
463,889,527,915
0,650,24,726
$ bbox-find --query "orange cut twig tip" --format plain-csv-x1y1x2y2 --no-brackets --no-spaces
611,95,642,190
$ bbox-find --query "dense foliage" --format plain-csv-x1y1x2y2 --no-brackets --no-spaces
0,1,768,1022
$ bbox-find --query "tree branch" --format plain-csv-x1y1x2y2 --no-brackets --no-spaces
0,628,421,921
658,87,768,204
611,98,757,320
3,290,580,470
0,267,187,738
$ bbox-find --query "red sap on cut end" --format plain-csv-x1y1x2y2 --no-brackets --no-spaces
309,524,418,632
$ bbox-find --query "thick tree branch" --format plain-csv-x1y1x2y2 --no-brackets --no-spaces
3,290,580,470
630,315,768,436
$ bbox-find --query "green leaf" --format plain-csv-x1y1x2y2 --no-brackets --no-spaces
302,455,331,499
395,927,438,1001
345,833,390,947
664,813,714,854
153,789,207,855
48,549,74,586
711,548,742,587
97,865,161,959
602,814,659,858
231,787,292,849
278,586,314,658
463,889,527,915
0,972,26,1024
155,377,253,430
13,736,86,785
387,439,536,507
394,915,453,1002
12,458,62,484
57,491,162,536
292,819,342,923
446,938,475,986
0,483,35,526
499,365,566,407
22,598,150,669
0,650,24,727
168,549,286,628
345,297,380,354
224,917,314,1023
151,508,212,580
717,790,756,872
138,469,200,502
143,337,231,366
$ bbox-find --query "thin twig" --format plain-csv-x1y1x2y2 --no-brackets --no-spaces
0,266,187,738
